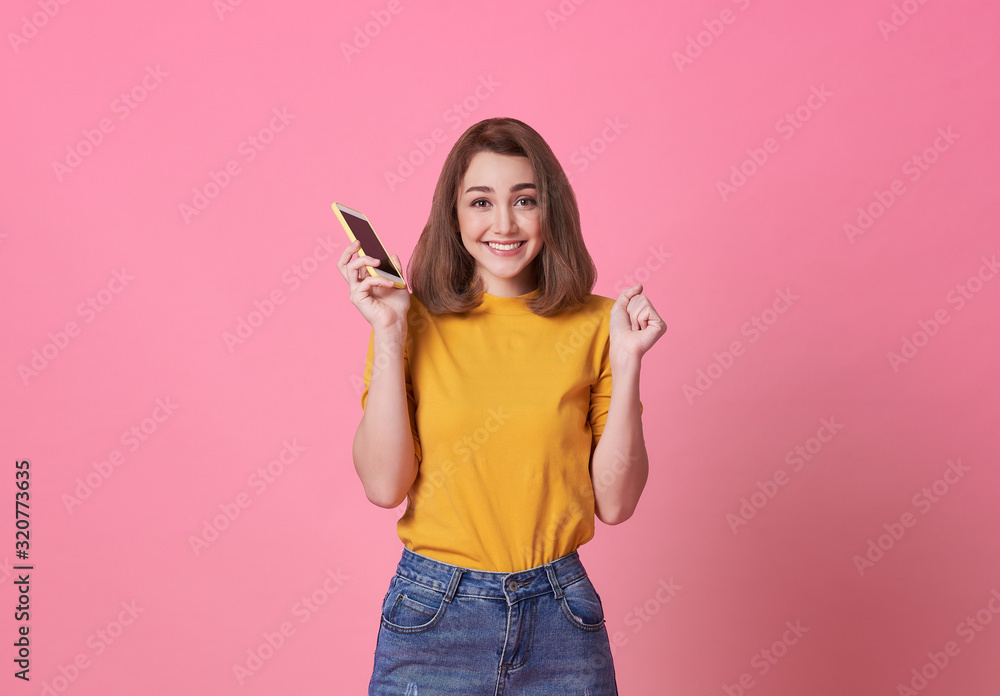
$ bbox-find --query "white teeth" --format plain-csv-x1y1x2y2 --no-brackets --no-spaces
487,241,523,251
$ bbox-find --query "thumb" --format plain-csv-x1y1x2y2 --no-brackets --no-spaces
618,283,642,307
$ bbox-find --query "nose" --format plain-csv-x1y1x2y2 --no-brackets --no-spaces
494,204,518,235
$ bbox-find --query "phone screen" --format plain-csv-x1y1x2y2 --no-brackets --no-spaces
339,207,399,280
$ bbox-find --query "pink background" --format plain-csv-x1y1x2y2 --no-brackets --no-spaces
2,0,999,693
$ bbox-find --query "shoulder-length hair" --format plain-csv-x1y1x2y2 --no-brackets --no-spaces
406,117,597,317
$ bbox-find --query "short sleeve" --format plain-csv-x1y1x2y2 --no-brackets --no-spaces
589,336,643,451
360,327,422,464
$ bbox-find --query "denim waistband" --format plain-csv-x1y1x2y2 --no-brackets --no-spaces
394,546,589,604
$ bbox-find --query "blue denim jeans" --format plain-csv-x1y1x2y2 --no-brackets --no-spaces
369,546,619,695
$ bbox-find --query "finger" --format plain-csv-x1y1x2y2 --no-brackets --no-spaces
625,301,640,331
357,266,380,284
618,283,643,309
343,242,371,279
355,275,375,298
357,274,392,297
348,253,380,269
348,254,380,282
338,240,360,281
634,303,654,331
341,239,361,264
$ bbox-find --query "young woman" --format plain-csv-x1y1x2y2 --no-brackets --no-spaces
340,117,664,694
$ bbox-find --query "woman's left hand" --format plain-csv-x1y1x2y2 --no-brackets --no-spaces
609,284,666,363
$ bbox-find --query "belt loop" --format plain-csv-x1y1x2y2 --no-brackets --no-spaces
544,563,564,600
443,567,464,603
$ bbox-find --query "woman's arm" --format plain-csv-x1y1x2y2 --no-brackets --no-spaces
353,327,418,508
591,353,648,525
591,283,664,525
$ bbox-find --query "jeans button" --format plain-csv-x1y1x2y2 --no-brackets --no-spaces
507,580,518,591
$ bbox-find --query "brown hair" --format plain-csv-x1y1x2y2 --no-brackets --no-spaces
406,117,597,317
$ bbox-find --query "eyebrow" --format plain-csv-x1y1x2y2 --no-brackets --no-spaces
463,183,537,195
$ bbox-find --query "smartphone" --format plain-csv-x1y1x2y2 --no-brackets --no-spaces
332,202,406,288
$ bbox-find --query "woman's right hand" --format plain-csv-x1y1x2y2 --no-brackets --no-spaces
339,239,410,334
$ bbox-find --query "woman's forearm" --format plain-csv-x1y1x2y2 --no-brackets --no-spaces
591,354,649,525
353,327,418,508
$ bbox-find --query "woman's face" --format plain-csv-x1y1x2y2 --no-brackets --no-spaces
456,151,543,297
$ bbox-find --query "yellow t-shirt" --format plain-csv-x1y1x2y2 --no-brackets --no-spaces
360,288,642,573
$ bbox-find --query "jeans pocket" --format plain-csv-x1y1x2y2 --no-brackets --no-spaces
559,576,606,631
381,574,448,634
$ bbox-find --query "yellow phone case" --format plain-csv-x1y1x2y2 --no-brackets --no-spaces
332,202,406,288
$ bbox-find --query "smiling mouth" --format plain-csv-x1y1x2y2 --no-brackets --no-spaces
484,240,526,249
